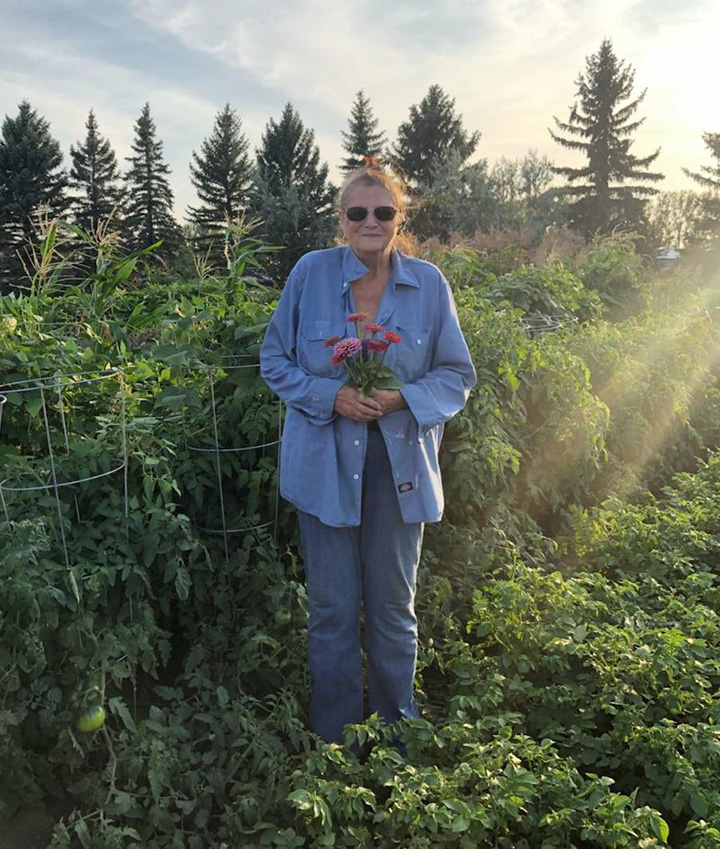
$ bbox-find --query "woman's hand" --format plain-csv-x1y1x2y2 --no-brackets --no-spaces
369,389,408,415
334,385,383,421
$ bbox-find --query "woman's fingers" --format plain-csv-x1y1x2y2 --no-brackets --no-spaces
334,385,382,421
358,394,382,413
369,389,406,415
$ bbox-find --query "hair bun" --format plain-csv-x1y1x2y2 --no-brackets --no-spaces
362,155,384,169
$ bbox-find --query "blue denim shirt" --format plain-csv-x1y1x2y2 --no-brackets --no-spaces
260,246,476,527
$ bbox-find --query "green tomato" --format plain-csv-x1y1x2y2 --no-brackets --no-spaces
274,608,292,626
75,704,106,733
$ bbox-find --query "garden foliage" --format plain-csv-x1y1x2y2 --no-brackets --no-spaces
1,226,720,847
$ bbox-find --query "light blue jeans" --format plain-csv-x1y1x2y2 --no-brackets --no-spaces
298,427,424,743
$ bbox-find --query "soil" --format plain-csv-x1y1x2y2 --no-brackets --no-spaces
2,800,74,849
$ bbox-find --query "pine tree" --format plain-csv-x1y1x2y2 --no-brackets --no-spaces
253,103,335,280
0,100,67,287
393,85,479,188
391,85,480,240
188,104,252,257
123,103,182,255
683,133,720,244
340,90,386,174
69,109,123,235
684,133,720,191
550,39,663,235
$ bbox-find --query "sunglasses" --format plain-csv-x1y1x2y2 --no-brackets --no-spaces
344,206,398,222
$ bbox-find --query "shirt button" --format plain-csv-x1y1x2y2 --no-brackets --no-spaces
354,439,360,446
353,473,359,480
417,338,422,344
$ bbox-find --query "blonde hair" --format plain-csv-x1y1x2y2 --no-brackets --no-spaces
336,164,416,255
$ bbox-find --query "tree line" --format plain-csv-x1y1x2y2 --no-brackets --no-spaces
0,38,718,289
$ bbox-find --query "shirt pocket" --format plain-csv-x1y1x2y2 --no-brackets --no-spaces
298,320,345,377
390,323,433,382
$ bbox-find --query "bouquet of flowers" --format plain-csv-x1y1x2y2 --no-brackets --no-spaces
325,312,404,397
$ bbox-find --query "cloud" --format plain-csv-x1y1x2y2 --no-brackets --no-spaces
121,0,655,167
1,36,225,214
127,0,382,108
3,0,718,220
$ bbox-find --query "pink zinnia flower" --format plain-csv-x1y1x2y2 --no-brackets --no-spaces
330,336,362,365
366,339,389,353
364,322,384,333
384,331,402,344
323,335,341,348
347,312,370,324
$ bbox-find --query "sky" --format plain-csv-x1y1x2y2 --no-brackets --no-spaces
1,0,719,219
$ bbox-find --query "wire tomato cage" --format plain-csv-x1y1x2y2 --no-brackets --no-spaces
0,368,128,569
180,355,283,562
518,314,579,337
0,359,284,568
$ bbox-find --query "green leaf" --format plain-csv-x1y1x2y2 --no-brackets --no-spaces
25,391,43,418
68,570,81,604
175,566,191,601
451,816,470,832
690,791,709,818
373,374,405,390
109,696,137,732
107,790,134,816
572,624,588,642
108,256,138,285
74,819,93,849
650,813,670,843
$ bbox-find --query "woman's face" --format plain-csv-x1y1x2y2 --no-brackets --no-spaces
340,183,401,259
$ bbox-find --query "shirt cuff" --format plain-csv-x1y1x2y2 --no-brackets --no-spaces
399,383,441,431
305,377,343,424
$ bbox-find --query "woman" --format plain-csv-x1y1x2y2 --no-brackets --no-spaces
260,164,476,744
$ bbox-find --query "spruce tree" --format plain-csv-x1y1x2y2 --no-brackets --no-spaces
253,103,335,280
683,132,720,244
69,109,123,235
550,39,663,235
392,85,480,240
393,85,479,188
188,104,252,257
340,90,386,174
0,100,67,287
123,103,181,255
684,132,720,191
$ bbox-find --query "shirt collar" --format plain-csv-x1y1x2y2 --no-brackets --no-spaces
341,247,420,292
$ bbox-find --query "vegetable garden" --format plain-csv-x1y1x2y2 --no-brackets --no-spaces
2,226,720,848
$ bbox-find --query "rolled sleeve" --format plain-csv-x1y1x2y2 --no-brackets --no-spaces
399,274,476,430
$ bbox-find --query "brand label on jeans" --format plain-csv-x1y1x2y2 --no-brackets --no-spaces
397,482,414,493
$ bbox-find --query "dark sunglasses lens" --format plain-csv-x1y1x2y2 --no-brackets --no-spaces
375,206,397,221
345,206,398,222
345,207,368,221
